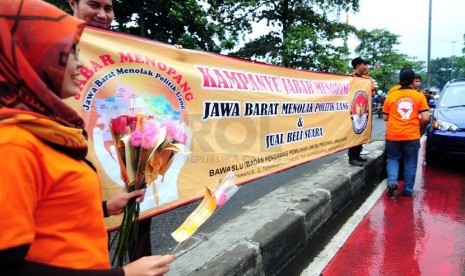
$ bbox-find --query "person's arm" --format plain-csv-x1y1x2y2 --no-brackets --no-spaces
382,97,390,121
102,201,110,217
122,255,175,276
104,186,146,217
1,244,174,276
419,110,430,125
0,245,124,276
418,95,431,125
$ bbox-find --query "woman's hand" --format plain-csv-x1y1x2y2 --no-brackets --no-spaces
106,186,146,216
123,255,175,276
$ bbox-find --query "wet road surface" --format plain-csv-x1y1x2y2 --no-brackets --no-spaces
322,144,465,275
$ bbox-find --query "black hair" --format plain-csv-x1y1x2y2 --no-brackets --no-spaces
351,57,369,69
399,68,415,86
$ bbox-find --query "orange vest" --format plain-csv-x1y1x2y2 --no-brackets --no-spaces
351,72,376,95
0,125,110,269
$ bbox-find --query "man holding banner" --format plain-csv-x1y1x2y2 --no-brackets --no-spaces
348,57,376,167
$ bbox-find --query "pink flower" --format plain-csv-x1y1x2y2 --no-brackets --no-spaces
173,129,187,144
216,193,228,207
130,131,142,147
164,120,186,144
164,120,178,141
141,119,159,149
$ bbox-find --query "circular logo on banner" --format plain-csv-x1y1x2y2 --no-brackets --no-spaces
350,91,369,134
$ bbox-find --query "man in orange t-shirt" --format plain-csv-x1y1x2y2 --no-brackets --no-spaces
382,68,430,197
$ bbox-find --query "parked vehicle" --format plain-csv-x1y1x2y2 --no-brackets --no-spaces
426,79,465,164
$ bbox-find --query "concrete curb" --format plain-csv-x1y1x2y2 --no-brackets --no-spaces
169,141,386,275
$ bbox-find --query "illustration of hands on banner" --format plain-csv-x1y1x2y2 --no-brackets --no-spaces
170,171,239,255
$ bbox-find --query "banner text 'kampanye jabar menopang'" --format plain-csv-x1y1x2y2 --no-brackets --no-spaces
65,28,372,230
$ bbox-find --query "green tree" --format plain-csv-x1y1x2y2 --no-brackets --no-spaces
45,0,71,12
454,56,465,80
112,0,223,52
44,0,222,52
46,0,427,80
462,34,465,54
354,28,423,92
209,0,360,72
428,56,465,90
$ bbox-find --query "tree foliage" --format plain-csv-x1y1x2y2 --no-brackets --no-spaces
428,56,465,91
112,0,223,52
354,28,424,92
462,33,465,54
45,0,71,12
44,0,222,52
46,0,429,84
208,0,360,72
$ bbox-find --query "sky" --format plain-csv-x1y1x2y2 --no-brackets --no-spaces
348,0,465,62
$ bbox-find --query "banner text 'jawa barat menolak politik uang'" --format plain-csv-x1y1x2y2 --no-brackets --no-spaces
66,27,372,229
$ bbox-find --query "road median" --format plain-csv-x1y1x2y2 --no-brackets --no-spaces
170,141,386,275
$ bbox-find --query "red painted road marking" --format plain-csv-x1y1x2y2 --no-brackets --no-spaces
322,150,465,275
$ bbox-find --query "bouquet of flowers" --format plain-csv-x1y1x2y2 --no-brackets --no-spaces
145,119,187,184
109,114,186,266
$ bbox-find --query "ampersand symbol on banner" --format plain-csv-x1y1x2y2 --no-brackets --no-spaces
297,116,304,128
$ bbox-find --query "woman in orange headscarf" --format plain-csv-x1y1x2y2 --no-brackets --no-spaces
0,0,174,275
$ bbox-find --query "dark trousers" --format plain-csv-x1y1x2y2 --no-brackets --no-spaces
348,145,362,160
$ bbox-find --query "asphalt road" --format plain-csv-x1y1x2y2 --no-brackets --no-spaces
286,140,465,276
148,117,387,255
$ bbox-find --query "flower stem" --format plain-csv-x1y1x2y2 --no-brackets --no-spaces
111,185,140,267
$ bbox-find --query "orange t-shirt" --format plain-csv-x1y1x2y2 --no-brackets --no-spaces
387,84,401,95
0,125,110,269
382,88,429,141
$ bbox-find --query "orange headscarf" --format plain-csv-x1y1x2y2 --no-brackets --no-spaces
0,0,89,158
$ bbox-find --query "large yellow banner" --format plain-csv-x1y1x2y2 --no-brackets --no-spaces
67,27,372,229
